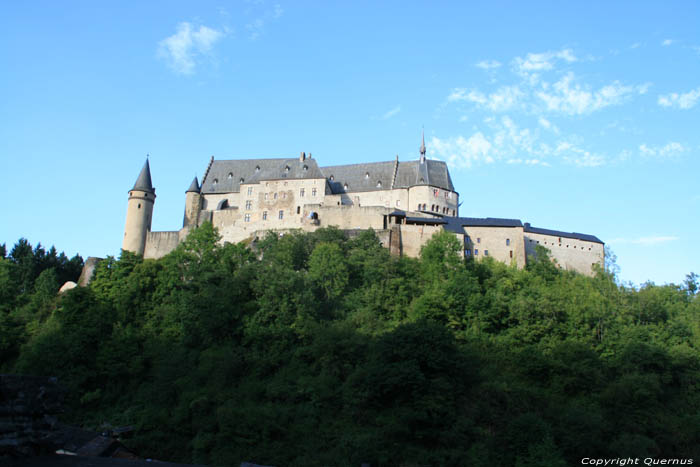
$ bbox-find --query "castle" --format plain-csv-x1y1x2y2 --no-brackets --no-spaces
122,134,604,275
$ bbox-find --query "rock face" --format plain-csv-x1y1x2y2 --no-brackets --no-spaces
0,375,64,458
78,257,103,287
58,282,77,294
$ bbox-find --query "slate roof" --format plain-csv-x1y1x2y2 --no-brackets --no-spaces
443,217,523,233
322,161,396,194
322,159,455,194
523,223,604,244
186,176,200,193
201,157,325,194
131,160,154,193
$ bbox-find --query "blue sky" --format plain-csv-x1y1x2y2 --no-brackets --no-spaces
1,1,698,286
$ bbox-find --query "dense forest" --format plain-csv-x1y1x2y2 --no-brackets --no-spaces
1,225,699,466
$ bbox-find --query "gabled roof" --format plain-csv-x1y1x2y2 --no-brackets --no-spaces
132,159,154,193
201,157,325,193
523,223,604,244
322,159,455,194
186,176,200,193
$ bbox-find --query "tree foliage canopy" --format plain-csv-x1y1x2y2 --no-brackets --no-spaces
1,226,699,466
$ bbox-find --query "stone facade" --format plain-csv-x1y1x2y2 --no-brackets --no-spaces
122,142,604,276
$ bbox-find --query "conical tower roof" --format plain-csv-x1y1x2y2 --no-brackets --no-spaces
132,159,155,193
186,176,200,193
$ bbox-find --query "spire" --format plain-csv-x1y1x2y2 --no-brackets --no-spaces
186,175,200,193
419,127,426,163
132,158,155,193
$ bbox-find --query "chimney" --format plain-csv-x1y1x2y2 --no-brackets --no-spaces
308,153,312,159
300,151,306,161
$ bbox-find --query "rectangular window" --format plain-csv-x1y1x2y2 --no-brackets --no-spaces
510,250,513,258
245,200,252,210
300,188,305,197
477,238,481,244
278,210,284,220
506,238,510,246
396,200,400,207
475,249,479,255
465,249,471,256
247,187,253,196
244,214,250,222
312,188,317,196
264,193,268,200
262,211,268,220
485,250,489,256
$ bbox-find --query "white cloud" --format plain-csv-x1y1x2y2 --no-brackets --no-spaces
608,236,679,246
514,48,577,73
658,87,700,109
158,22,225,74
381,106,401,120
429,133,493,168
273,3,284,18
639,142,686,158
554,139,605,167
536,72,647,115
476,60,501,70
448,85,522,111
662,39,674,46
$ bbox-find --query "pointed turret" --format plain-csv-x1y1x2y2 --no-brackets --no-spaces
419,128,426,164
123,158,156,255
186,176,200,193
183,175,202,228
132,159,155,193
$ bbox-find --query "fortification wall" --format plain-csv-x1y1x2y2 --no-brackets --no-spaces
317,205,388,230
524,232,604,276
144,231,180,259
396,224,450,258
463,226,526,268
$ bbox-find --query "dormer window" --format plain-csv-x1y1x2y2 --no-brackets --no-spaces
227,173,233,179
255,166,260,172
344,183,348,190
213,179,218,185
365,172,369,179
303,165,308,171
376,181,382,188
240,177,244,183
285,165,290,172
330,175,334,181
420,178,425,183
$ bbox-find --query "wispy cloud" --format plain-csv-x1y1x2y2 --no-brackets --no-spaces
639,142,687,158
448,85,523,112
429,133,494,168
658,87,700,109
381,106,401,120
158,22,225,74
476,60,501,70
608,236,679,246
536,72,649,115
245,2,284,40
514,48,576,73
662,39,674,46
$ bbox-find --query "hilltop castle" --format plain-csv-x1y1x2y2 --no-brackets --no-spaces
122,135,604,275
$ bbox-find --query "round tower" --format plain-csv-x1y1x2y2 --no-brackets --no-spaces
183,175,201,228
123,159,156,255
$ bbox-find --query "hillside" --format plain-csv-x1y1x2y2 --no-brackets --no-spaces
1,225,699,466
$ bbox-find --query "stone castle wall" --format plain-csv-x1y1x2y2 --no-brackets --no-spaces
524,232,604,276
